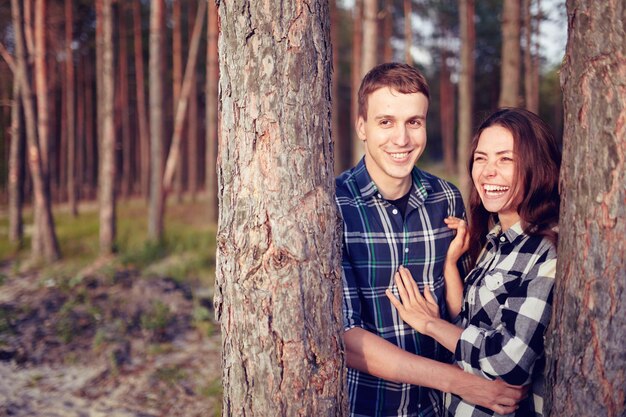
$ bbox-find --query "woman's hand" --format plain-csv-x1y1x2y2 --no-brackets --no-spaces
444,217,470,264
385,266,440,334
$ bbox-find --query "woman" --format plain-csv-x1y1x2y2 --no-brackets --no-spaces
386,108,561,416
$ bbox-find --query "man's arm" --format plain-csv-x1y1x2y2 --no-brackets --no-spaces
344,327,525,415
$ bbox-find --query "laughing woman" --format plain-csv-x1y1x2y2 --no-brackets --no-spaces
386,108,561,417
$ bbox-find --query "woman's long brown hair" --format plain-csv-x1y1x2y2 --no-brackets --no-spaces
467,108,562,264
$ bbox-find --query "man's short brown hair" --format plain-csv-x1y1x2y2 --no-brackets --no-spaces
357,62,430,120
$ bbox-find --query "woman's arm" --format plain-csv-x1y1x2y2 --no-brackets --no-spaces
443,217,469,318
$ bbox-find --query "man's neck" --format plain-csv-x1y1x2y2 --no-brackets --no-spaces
375,177,412,200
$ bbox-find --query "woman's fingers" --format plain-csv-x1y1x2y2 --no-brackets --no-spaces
423,286,436,305
385,289,404,313
398,266,423,303
394,272,412,304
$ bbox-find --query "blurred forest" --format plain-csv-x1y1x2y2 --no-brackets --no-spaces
0,0,566,416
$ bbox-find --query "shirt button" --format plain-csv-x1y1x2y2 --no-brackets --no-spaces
500,236,506,242
377,193,382,199
392,209,398,215
405,248,409,253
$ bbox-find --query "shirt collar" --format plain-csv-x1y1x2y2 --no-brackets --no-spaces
487,220,525,244
353,157,432,203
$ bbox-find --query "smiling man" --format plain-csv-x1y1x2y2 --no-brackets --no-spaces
336,63,525,417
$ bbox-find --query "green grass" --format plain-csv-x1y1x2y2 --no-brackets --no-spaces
0,197,217,289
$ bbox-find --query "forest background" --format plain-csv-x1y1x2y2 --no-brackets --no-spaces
0,0,576,416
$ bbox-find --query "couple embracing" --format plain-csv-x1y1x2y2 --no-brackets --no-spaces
336,63,560,417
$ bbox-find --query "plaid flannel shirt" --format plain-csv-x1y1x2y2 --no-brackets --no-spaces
445,222,557,417
336,158,466,417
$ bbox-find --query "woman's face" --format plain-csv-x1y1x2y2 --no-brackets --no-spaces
471,125,522,230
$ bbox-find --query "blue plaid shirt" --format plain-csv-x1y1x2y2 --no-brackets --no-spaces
336,159,466,417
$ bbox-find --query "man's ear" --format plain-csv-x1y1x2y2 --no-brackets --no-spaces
356,117,367,141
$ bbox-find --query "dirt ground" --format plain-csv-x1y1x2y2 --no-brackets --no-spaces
0,262,222,417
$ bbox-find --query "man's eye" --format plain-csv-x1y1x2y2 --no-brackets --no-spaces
408,120,422,127
380,120,391,126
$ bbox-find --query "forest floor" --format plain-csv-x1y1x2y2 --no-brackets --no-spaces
0,198,222,417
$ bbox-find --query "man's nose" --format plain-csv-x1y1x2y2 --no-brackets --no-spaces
392,125,409,146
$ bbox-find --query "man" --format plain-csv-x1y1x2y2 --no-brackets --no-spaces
336,63,523,416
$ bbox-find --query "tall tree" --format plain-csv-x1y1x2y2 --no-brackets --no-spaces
11,0,60,261
172,0,184,202
350,0,363,165
9,79,24,244
439,49,455,175
361,0,378,75
97,0,116,254
186,0,199,201
162,0,205,196
133,0,150,199
215,1,346,415
522,0,539,113
205,0,218,223
457,0,475,202
148,0,165,241
404,0,413,64
544,1,625,416
65,0,77,215
118,1,132,198
498,0,521,107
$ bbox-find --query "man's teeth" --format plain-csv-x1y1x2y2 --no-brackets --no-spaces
484,185,509,192
390,152,409,160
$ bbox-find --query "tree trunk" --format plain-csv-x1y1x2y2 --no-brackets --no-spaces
457,0,475,203
11,0,60,262
162,1,205,195
439,49,455,175
148,0,165,241
351,0,363,165
404,0,412,65
523,0,540,113
330,0,343,175
205,0,218,224
133,0,150,200
65,0,77,215
84,53,96,200
544,2,626,416
172,0,184,202
9,79,24,244
118,2,132,199
186,0,199,201
215,1,346,415
361,0,378,75
381,0,393,63
98,0,116,254
498,0,521,107
33,0,49,254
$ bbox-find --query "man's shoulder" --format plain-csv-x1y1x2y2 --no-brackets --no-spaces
335,166,359,198
415,167,462,199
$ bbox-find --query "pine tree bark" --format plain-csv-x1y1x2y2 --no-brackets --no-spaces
172,0,184,202
544,2,626,416
98,0,116,254
133,0,150,200
350,0,363,165
404,0,412,65
205,0,218,223
361,0,378,75
9,80,24,243
65,0,77,215
439,49,455,175
498,0,521,107
118,2,132,199
148,0,165,241
215,1,346,415
11,0,60,261
186,1,199,201
457,0,475,203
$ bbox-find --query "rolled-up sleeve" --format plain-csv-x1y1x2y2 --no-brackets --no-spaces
455,252,556,385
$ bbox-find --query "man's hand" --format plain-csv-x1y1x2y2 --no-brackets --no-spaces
453,375,527,415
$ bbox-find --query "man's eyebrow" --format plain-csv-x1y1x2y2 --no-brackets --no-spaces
373,114,426,120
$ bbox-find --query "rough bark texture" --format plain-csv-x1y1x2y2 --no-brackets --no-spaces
457,0,475,203
544,2,626,417
498,0,521,107
148,0,165,241
215,1,346,415
205,0,218,223
98,0,116,254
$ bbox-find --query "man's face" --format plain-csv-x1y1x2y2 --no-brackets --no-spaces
357,87,428,197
